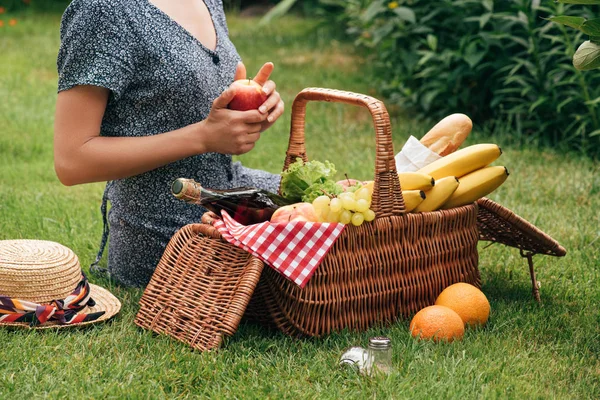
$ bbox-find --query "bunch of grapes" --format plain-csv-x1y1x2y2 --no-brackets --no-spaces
312,186,376,226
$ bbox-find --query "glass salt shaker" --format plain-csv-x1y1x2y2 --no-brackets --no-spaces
364,336,393,375
339,346,368,372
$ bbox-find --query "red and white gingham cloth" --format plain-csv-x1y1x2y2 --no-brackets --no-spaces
212,211,345,288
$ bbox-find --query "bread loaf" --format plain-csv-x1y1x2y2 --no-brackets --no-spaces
420,114,472,156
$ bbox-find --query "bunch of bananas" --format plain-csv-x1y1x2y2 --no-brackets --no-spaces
398,144,509,212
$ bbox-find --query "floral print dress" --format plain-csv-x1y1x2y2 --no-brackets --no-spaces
57,0,280,287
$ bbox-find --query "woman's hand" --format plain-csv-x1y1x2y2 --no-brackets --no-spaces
235,62,285,132
198,88,268,155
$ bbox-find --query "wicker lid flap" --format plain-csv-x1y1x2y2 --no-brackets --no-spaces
476,198,566,257
135,222,264,352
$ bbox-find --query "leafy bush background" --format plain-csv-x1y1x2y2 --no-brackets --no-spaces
7,0,600,156
319,0,600,156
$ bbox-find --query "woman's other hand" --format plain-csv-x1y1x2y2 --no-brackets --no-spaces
200,87,267,155
199,61,284,155
249,62,285,132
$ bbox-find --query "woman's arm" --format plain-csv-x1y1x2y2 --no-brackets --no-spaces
53,84,269,186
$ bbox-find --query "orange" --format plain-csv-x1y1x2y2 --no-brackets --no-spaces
435,282,490,327
409,305,465,342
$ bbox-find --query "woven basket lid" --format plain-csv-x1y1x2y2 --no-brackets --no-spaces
0,239,121,329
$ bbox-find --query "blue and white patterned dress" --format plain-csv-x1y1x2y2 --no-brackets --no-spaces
57,0,280,287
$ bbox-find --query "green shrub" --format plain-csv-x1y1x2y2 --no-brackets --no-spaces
550,0,600,72
327,0,600,156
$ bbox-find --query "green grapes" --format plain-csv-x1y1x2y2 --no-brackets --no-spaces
351,212,365,226
363,209,376,222
310,183,377,225
329,198,342,213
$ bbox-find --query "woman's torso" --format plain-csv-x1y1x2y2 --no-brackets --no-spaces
64,0,242,233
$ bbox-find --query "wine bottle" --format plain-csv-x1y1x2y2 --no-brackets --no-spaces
171,178,294,225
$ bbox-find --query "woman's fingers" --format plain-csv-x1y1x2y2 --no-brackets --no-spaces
244,122,263,135
245,131,261,144
253,62,274,86
267,99,285,123
236,110,268,123
234,62,247,81
261,80,276,96
258,84,280,114
212,87,237,109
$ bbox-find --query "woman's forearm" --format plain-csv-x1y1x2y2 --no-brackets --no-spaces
54,122,205,186
54,84,272,186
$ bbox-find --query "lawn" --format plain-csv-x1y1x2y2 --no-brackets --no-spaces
1,6,599,399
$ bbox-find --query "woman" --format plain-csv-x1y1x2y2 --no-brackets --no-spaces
54,0,285,287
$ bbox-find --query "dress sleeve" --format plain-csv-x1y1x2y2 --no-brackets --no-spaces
57,0,136,98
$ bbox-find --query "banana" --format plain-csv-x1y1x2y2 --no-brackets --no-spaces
413,176,459,212
398,172,435,191
402,190,427,212
417,143,502,179
441,166,509,209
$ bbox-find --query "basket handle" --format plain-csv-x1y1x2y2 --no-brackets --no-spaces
281,87,405,217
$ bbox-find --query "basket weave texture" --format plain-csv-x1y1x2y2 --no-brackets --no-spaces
242,88,481,336
136,88,483,346
476,197,566,257
135,223,263,351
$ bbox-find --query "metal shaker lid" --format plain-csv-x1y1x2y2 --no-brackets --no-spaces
368,336,391,349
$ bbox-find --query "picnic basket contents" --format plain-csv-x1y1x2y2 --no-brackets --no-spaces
135,88,566,352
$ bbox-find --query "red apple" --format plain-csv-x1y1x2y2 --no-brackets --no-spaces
270,203,320,223
228,79,268,111
336,178,363,191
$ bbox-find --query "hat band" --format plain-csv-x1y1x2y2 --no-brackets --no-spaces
0,273,105,327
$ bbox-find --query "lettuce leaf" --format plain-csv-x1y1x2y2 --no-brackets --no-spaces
280,158,343,202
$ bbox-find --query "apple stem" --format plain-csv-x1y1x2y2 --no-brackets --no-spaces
320,189,333,198
344,173,352,186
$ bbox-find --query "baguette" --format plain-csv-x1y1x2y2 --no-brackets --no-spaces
420,114,472,156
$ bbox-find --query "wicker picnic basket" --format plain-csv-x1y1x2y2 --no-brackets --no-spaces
230,88,481,337
135,88,565,350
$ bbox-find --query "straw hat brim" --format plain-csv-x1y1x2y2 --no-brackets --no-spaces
0,284,121,330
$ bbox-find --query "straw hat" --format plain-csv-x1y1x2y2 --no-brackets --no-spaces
0,239,121,329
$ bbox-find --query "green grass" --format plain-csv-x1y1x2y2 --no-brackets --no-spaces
1,7,600,399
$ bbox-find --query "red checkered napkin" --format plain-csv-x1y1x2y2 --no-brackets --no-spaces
212,211,345,288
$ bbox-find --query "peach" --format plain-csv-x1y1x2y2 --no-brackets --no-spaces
270,202,320,223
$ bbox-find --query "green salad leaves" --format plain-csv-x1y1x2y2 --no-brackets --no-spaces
280,158,343,203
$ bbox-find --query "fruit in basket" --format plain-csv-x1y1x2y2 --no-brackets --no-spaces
228,79,268,111
329,197,342,213
337,178,363,191
363,209,376,222
409,305,465,342
270,202,320,223
435,283,490,327
441,166,509,209
362,181,375,197
312,184,376,226
398,172,435,191
402,190,426,212
417,144,502,180
413,176,459,213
